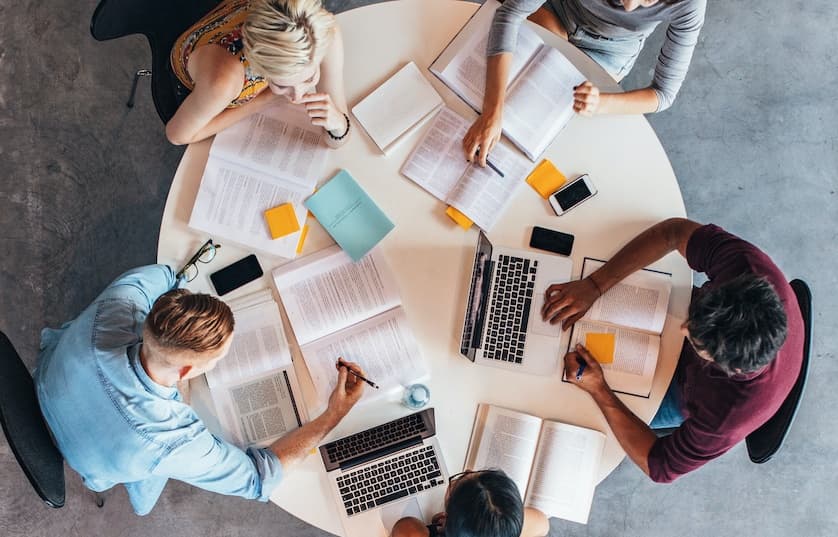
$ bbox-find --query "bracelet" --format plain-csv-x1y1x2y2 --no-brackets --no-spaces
328,113,350,141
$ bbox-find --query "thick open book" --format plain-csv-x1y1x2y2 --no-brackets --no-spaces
566,258,673,398
400,106,531,231
430,0,586,161
272,246,428,412
206,289,307,448
189,102,328,259
465,404,605,524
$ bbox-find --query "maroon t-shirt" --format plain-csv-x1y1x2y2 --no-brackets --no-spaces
647,224,804,483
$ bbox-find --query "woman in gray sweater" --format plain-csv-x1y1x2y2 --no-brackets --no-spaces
465,0,706,166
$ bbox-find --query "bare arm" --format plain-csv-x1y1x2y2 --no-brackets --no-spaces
462,53,512,166
302,25,350,149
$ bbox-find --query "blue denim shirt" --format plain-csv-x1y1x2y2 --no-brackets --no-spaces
35,265,283,515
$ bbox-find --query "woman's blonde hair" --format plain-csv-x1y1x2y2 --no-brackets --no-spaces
242,0,336,80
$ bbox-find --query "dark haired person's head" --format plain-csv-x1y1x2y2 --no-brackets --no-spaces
685,274,788,375
444,470,524,537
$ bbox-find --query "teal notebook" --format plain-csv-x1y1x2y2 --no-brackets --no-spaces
304,169,395,261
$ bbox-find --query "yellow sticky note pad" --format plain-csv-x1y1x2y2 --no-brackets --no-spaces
526,159,567,199
585,333,616,364
264,203,300,239
446,206,473,230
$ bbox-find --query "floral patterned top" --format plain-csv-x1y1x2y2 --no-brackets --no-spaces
170,0,267,108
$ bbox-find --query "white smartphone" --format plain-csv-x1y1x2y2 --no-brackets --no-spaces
548,174,597,216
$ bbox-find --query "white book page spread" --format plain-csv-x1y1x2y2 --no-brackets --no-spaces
466,404,542,499
188,158,311,258
570,320,660,397
205,292,292,390
503,47,586,160
298,308,427,412
352,61,443,153
272,245,402,346
400,107,470,201
431,0,544,111
581,259,672,334
446,141,531,231
524,421,605,524
209,102,327,190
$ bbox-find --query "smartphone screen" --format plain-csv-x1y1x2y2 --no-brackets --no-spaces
553,178,593,211
210,255,263,296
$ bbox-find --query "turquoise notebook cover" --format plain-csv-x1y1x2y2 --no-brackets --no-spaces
304,169,395,261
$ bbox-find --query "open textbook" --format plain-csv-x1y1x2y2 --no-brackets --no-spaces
430,0,586,160
465,404,605,525
400,106,531,231
566,258,673,398
272,246,428,412
205,289,307,448
189,102,328,259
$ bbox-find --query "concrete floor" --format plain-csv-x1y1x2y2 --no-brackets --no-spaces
1,0,836,535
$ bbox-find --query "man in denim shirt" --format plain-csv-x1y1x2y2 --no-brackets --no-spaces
35,264,365,515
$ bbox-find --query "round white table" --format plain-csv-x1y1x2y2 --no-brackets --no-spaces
158,1,692,534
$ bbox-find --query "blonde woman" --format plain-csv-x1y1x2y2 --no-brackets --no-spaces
167,0,350,147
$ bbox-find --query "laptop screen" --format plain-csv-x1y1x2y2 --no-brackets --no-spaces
460,232,494,360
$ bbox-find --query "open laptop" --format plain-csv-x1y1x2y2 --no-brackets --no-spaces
460,231,573,375
319,408,449,537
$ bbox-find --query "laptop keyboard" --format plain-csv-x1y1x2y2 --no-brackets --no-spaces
483,255,537,363
325,412,428,466
337,444,443,517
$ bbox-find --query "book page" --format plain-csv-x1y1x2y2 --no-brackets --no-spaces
209,102,327,190
211,369,304,448
569,320,660,397
503,47,586,160
445,141,531,231
465,404,542,499
524,421,605,524
272,245,402,346
298,308,427,412
400,107,470,201
581,259,672,334
188,157,310,258
205,292,292,390
430,0,544,111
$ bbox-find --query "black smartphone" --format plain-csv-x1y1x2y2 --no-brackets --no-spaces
210,254,263,296
529,226,574,256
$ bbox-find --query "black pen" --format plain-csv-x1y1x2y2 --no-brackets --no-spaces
473,149,505,178
337,358,380,389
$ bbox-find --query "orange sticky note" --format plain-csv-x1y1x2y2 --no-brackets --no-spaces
445,206,473,230
526,159,567,199
585,333,616,364
264,203,300,239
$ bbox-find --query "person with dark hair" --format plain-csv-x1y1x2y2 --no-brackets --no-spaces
391,469,548,537
35,264,365,514
541,218,804,482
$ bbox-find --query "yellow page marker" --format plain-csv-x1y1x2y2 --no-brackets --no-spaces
264,203,300,239
446,206,473,230
585,333,616,364
295,224,310,254
526,159,567,199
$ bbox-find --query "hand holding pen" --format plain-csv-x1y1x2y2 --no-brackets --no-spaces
337,357,379,389
565,344,606,394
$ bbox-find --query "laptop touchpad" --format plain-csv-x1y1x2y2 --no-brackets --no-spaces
529,287,564,338
380,497,423,532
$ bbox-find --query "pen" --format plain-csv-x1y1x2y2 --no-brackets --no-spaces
474,149,505,178
575,358,587,381
337,358,380,389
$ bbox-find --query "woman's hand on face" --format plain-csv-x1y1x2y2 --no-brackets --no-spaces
463,112,503,167
573,81,601,116
297,92,345,133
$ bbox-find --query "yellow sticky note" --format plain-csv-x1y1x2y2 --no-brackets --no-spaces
264,203,300,239
445,206,473,230
526,159,567,199
585,333,616,364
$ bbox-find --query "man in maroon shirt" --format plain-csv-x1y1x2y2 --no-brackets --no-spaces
542,218,804,482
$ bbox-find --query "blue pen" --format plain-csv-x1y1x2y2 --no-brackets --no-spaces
575,359,587,381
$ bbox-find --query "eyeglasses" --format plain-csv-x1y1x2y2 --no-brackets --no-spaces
176,239,221,282
448,470,475,484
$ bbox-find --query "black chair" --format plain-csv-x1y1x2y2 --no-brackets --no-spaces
0,331,65,508
90,0,221,123
745,279,813,463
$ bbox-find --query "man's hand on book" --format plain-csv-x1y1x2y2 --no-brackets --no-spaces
463,113,503,167
327,359,366,419
542,276,602,330
564,345,607,394
573,81,601,116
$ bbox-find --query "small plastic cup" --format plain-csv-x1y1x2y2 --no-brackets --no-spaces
402,383,430,410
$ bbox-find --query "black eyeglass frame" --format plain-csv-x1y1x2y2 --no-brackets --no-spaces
176,239,221,281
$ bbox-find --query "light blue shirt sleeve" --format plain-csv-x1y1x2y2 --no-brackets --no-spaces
486,0,544,56
152,427,284,502
96,264,179,315
651,1,706,111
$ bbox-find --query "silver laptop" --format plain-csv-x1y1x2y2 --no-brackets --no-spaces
460,231,573,375
319,408,449,537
